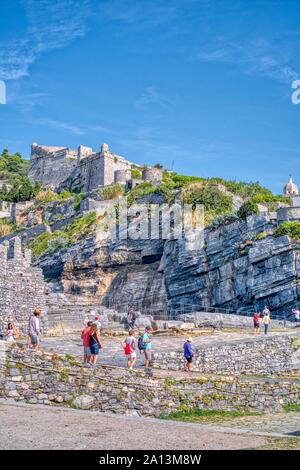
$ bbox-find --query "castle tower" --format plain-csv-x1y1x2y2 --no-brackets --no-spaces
283,176,299,197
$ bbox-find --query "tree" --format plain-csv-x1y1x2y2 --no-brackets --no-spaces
237,200,259,220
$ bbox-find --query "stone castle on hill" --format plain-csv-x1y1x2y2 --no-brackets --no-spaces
28,142,163,193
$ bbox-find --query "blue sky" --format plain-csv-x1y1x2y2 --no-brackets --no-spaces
0,0,300,193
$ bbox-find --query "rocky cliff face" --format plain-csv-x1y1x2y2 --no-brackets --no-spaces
35,211,300,318
163,214,300,316
2,189,300,318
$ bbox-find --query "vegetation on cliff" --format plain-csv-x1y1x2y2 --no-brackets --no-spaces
274,221,300,241
29,212,97,257
0,147,289,239
0,149,40,202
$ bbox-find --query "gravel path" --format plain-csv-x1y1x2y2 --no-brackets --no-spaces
0,401,267,450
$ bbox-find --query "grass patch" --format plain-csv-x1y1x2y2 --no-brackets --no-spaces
160,408,260,424
98,184,124,200
283,404,300,413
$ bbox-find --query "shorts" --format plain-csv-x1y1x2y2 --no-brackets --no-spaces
90,343,99,355
185,356,193,363
144,350,152,361
254,323,259,329
84,346,91,355
30,335,40,345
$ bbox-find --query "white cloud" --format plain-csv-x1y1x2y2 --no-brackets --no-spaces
0,0,91,81
194,37,299,84
135,86,175,113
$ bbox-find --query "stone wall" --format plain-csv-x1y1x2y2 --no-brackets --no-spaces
29,144,77,190
155,332,300,375
0,237,48,334
0,345,299,413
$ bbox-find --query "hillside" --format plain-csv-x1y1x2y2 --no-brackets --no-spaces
1,147,299,318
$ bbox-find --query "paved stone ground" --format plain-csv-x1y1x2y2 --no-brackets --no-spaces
0,401,269,450
38,329,295,368
217,412,300,436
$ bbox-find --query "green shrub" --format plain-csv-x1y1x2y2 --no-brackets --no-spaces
237,200,259,220
30,212,98,257
98,184,124,200
251,193,289,205
35,189,73,205
73,193,85,212
182,183,233,218
30,232,57,257
126,182,156,205
274,222,300,240
65,212,97,244
131,168,142,179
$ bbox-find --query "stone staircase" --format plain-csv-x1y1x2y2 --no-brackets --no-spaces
46,295,125,332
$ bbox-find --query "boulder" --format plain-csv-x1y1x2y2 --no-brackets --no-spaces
72,395,95,410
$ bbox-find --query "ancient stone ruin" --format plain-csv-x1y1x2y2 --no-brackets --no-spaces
28,142,163,193
0,237,48,334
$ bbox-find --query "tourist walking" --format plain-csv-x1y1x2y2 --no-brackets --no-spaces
140,325,152,368
292,307,300,323
262,313,271,335
122,330,137,369
127,305,136,330
81,320,93,364
183,337,194,372
94,315,101,331
253,312,260,333
5,321,16,344
263,306,270,317
28,309,42,350
89,323,103,365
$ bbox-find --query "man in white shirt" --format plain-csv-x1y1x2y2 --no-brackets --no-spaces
28,308,42,350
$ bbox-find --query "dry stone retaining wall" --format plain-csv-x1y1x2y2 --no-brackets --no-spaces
0,345,299,414
155,332,300,375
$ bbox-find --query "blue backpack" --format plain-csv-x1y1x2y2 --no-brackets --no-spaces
138,335,146,351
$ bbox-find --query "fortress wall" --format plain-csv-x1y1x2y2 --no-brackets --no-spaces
103,153,131,186
77,154,104,192
28,151,77,190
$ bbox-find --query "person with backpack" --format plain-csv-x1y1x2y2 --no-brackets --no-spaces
183,337,194,372
139,325,153,368
122,330,137,369
89,323,103,365
81,320,93,364
253,312,260,333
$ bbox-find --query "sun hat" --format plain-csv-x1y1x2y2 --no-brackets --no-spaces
187,337,193,342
